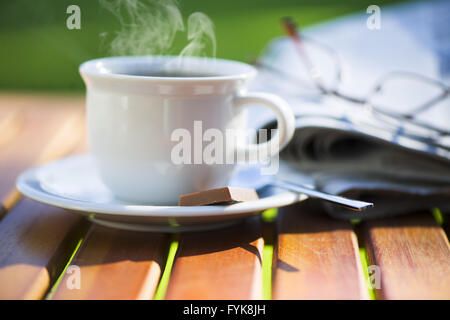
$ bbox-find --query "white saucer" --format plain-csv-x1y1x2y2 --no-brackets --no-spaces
16,154,306,232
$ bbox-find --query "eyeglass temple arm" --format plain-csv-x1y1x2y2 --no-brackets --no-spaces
281,17,328,94
370,105,450,136
405,90,449,117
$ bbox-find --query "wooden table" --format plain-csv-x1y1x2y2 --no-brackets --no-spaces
0,93,449,300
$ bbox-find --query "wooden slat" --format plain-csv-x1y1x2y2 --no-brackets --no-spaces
445,221,450,240
0,198,87,299
165,216,264,299
0,108,22,148
273,200,368,299
51,225,168,300
363,211,450,299
0,94,89,299
0,94,84,213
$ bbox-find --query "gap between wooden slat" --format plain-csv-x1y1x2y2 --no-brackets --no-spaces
353,221,377,300
153,233,180,300
261,208,278,300
432,208,444,226
433,208,450,244
44,234,86,299
443,211,450,241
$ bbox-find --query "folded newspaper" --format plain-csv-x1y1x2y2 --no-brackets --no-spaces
248,0,450,219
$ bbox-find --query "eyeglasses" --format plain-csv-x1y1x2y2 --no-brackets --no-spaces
255,17,450,148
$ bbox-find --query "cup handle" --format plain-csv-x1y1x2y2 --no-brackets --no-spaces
232,92,296,160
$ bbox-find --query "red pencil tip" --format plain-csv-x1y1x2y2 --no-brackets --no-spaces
281,17,300,39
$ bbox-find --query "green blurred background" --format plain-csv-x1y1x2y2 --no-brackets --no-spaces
0,0,409,92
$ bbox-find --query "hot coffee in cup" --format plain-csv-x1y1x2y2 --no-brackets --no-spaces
80,56,295,205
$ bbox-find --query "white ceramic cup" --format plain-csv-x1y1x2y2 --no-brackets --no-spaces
80,56,295,205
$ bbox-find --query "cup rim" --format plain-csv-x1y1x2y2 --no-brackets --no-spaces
79,55,257,82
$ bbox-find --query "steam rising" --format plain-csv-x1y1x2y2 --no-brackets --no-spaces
179,12,216,58
100,0,216,59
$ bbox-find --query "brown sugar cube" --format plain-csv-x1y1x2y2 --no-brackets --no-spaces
178,187,259,206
